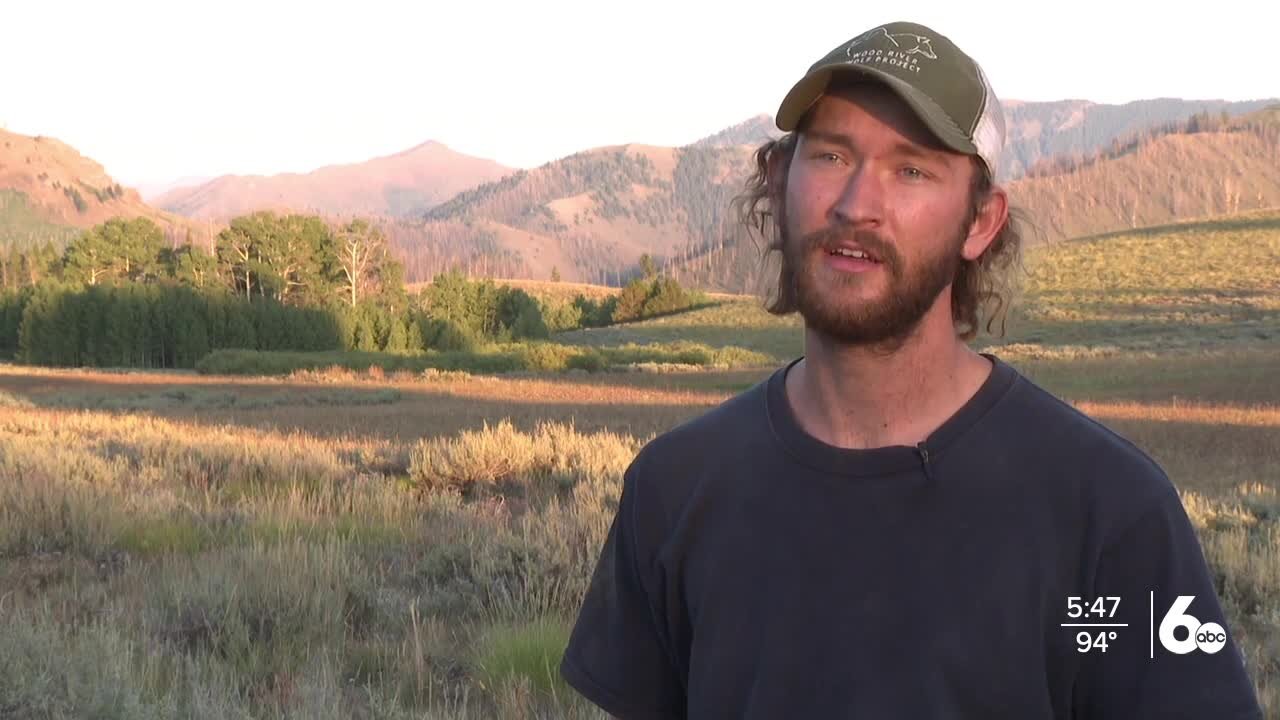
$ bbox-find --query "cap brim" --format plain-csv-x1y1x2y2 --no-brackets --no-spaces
775,64,977,156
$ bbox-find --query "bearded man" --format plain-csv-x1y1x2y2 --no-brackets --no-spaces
561,20,1263,720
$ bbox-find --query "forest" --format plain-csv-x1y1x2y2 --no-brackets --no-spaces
0,212,703,368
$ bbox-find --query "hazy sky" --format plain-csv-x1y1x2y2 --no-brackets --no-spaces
3,0,1275,188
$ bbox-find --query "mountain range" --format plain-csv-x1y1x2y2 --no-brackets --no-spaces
3,97,1277,292
675,105,1280,291
153,141,510,220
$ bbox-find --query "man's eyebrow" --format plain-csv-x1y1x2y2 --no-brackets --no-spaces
802,130,857,153
804,131,946,164
887,140,946,164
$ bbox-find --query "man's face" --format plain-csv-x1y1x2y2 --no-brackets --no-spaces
782,81,978,347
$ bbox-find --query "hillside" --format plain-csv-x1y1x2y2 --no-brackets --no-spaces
12,97,1272,287
691,114,781,149
705,98,1276,180
554,209,1280,364
674,108,1280,292
0,129,206,251
390,142,754,284
999,97,1276,179
1009,118,1280,241
387,98,1275,287
155,141,511,221
999,208,1280,354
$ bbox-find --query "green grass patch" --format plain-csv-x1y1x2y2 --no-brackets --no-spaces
1003,349,1280,405
996,209,1280,353
556,298,804,363
473,617,573,699
195,341,772,377
116,513,213,556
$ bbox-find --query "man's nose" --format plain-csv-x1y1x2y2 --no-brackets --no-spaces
830,165,884,228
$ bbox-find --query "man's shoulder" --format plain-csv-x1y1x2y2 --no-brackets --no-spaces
633,369,775,473
617,370,777,542
993,359,1176,527
1006,368,1164,473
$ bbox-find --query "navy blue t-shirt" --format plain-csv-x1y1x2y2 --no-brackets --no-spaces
560,354,1263,719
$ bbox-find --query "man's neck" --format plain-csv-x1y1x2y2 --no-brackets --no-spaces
784,309,993,450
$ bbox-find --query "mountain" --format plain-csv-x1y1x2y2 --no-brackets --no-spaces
387,101,1279,288
1006,107,1280,241
999,97,1277,179
154,141,511,221
691,114,781,149
135,175,213,202
11,96,1273,289
388,142,754,284
671,105,1280,292
695,99,1277,181
0,129,205,251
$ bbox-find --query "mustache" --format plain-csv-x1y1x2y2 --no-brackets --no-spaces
797,225,901,266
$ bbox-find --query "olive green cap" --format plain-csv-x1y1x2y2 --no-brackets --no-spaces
775,21,1006,180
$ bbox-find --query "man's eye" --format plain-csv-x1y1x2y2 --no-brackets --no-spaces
901,166,926,179
814,152,842,164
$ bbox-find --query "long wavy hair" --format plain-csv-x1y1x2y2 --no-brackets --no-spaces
732,132,1028,341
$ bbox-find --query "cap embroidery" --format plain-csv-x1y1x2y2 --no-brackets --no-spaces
845,27,938,61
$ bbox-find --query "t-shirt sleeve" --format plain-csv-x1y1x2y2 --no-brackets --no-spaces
560,458,686,720
1072,481,1263,719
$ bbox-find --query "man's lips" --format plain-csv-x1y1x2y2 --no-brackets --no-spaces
824,244,881,263
798,227,898,273
823,249,880,273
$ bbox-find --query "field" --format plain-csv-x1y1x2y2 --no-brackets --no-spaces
1,210,1277,718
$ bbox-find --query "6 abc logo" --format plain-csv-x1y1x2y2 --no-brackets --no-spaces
1158,595,1226,654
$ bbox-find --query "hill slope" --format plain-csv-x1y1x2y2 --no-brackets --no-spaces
389,142,754,283
674,108,1280,292
0,129,205,251
389,99,1276,287
555,209,1280,363
691,115,781,149
999,208,1280,354
707,98,1277,180
155,141,511,220
999,97,1277,179
1010,121,1280,241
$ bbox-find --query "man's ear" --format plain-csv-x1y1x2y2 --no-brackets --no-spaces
962,183,1008,261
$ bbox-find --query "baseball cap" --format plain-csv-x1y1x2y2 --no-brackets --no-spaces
775,21,1006,181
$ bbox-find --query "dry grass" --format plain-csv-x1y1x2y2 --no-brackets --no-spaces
0,349,1276,717
0,403,624,718
1181,482,1280,707
1078,400,1280,428
0,363,725,445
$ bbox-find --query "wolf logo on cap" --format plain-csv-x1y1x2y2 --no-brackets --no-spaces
846,27,938,60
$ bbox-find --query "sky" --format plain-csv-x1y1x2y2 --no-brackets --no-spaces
2,0,1276,190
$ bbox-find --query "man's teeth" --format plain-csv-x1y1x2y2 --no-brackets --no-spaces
830,248,871,260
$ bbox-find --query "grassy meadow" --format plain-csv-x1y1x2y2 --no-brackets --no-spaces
0,210,1277,718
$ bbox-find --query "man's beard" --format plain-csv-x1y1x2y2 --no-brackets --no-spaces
782,222,965,350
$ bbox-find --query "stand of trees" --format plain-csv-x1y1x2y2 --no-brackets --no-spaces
0,210,708,368
4,283,342,367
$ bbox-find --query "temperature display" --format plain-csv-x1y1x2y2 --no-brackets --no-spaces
1062,596,1127,653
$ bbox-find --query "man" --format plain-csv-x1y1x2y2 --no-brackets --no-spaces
560,20,1263,719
